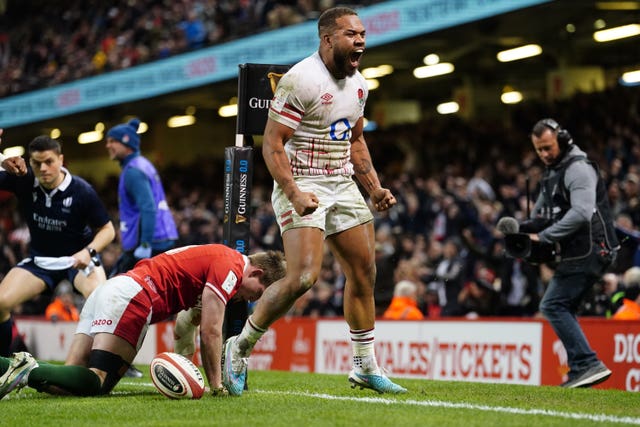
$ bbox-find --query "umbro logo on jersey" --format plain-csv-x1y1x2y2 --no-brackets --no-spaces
320,93,333,105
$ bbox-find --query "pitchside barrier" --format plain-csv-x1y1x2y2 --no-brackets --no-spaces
222,63,290,344
15,316,640,392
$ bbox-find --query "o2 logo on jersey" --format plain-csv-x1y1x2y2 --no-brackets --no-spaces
329,118,351,141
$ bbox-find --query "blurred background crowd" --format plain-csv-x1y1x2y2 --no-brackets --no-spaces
0,0,381,97
1,0,639,322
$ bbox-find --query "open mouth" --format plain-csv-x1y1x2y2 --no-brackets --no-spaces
350,49,364,66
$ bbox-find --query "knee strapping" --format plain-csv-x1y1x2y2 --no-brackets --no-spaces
88,349,130,394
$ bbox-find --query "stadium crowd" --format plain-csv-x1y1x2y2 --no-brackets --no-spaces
1,84,638,322
0,0,382,97
0,1,639,323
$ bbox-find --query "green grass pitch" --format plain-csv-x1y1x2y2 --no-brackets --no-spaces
2,369,639,426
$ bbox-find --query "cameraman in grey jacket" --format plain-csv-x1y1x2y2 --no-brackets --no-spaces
527,118,619,388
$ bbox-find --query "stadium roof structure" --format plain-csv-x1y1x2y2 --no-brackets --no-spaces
2,0,639,165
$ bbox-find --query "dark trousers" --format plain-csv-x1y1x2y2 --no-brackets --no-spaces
539,249,611,378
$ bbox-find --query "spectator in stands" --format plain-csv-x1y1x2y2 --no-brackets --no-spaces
607,179,626,219
621,172,640,225
422,286,441,318
303,280,339,318
45,281,80,322
266,0,306,29
590,272,625,318
613,267,640,320
0,133,115,356
0,244,286,398
613,213,640,273
467,165,496,202
178,9,207,50
456,264,500,318
382,280,424,320
427,238,465,316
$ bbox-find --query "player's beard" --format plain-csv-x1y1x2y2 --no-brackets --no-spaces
333,48,359,78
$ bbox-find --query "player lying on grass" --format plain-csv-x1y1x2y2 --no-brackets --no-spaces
0,244,286,399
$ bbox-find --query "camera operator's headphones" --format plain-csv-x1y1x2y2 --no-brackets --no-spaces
541,118,573,150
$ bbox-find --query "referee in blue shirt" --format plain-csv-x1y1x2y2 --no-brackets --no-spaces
0,131,115,356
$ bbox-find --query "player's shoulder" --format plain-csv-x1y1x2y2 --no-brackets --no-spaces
289,53,319,73
282,53,322,84
203,243,240,259
175,244,243,275
171,244,237,259
68,174,98,193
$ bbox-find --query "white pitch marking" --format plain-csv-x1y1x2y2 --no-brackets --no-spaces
118,382,640,425
256,390,640,425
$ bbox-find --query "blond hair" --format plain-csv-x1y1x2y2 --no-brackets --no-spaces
249,250,286,287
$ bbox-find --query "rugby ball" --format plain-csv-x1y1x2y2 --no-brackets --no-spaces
150,352,205,399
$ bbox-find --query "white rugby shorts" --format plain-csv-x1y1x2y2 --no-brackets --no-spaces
271,174,373,236
76,276,152,351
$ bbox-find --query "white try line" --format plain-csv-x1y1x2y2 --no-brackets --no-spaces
256,390,640,425
119,383,640,425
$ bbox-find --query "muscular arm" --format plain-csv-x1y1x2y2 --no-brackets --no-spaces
199,287,226,391
350,118,396,212
350,117,381,194
263,118,296,198
262,118,318,216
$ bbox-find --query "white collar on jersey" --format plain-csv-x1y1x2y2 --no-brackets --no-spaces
242,255,250,276
33,167,73,208
241,255,252,283
32,166,72,191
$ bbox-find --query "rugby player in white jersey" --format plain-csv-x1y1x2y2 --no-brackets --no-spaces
219,6,406,395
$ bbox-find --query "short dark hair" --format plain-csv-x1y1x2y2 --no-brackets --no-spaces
29,135,62,156
318,6,358,37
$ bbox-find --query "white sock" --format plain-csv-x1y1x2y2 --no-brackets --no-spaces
235,315,267,358
350,328,380,375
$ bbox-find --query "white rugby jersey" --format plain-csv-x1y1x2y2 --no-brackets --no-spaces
268,52,368,176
